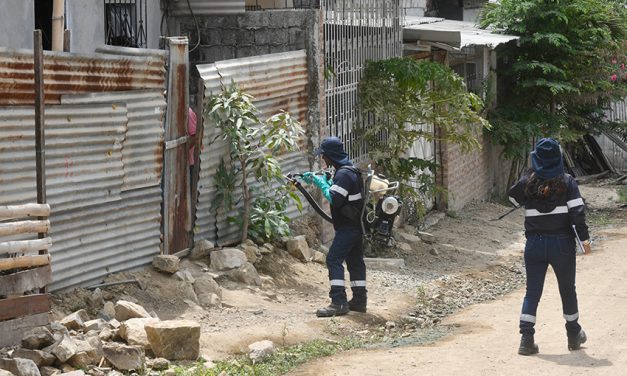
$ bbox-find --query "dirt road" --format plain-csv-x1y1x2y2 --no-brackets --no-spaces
289,222,627,376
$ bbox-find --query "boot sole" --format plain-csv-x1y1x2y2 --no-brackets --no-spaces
518,345,539,356
568,332,587,351
316,311,349,318
349,306,367,313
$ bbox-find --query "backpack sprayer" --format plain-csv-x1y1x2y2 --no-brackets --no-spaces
285,165,402,250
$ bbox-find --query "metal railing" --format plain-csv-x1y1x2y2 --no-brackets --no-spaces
323,0,403,162
104,0,148,48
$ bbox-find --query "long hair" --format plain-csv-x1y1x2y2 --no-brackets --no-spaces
524,170,567,200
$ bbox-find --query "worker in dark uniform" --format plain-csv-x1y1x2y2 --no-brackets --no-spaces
301,137,367,317
508,138,591,355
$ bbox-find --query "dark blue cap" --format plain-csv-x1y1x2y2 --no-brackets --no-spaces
314,137,351,165
531,138,564,180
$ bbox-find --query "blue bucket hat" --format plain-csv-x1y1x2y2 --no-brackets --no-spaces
314,137,351,165
531,138,564,180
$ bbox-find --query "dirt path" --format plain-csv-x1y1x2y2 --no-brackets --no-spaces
288,222,627,376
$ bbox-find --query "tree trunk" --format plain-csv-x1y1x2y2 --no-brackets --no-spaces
240,157,250,243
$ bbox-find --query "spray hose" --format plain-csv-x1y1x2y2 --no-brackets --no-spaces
285,173,333,223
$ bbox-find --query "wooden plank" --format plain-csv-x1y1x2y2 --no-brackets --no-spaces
0,266,52,295
0,220,50,237
0,294,50,321
0,237,52,256
0,312,49,348
0,204,50,220
0,254,50,272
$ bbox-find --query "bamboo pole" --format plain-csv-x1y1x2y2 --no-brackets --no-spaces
0,254,51,272
0,204,50,220
51,0,65,51
0,238,52,256
0,220,50,237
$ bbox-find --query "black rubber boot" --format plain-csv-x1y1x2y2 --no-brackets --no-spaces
518,334,539,356
316,303,349,317
568,330,587,351
348,299,367,313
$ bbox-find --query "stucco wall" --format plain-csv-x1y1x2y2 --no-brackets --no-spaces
0,0,35,49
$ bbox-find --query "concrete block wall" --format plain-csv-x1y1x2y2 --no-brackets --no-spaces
440,133,509,212
174,10,318,106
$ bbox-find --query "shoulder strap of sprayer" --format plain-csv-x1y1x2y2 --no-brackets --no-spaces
336,166,365,203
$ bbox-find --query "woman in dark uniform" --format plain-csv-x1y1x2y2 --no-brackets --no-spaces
508,138,591,355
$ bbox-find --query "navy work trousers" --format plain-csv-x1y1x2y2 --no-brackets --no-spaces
326,226,367,305
520,234,582,337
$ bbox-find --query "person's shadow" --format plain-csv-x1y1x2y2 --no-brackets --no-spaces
537,349,612,368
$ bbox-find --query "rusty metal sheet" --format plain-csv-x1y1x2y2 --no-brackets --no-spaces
49,185,162,291
60,90,166,190
195,50,310,245
0,104,127,212
167,0,245,15
0,48,166,106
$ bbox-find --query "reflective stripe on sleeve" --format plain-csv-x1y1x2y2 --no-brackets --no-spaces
525,206,568,217
564,312,579,322
520,314,536,323
567,198,584,209
348,193,362,201
350,280,366,287
509,196,519,207
330,185,348,197
330,279,345,287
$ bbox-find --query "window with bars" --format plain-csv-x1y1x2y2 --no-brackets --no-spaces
244,0,320,10
104,0,147,48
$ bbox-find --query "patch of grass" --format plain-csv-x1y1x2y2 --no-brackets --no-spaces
170,337,364,376
618,187,627,205
587,210,614,227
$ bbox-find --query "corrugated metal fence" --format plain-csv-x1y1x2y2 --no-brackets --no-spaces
0,47,167,291
323,0,403,162
195,50,310,245
598,97,627,172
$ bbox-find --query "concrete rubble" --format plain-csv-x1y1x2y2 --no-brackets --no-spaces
0,300,201,376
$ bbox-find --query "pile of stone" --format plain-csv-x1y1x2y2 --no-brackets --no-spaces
0,301,200,376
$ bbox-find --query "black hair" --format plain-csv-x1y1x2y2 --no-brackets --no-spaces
524,169,567,199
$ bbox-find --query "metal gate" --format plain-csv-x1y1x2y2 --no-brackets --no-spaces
323,0,403,162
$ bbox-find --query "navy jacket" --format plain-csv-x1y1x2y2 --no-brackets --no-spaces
329,165,364,230
509,173,589,241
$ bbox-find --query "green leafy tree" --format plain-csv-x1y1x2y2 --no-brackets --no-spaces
358,57,491,208
480,0,627,177
207,85,304,243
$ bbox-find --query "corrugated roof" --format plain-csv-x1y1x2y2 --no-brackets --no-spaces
0,48,166,105
403,16,519,49
195,50,310,244
60,90,166,191
0,103,127,212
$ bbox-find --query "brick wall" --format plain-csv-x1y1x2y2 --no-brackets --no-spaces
440,133,511,212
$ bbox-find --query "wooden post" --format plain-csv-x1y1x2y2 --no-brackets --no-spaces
63,29,71,53
51,0,65,51
34,31,47,242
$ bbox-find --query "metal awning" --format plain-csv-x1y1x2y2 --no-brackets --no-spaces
403,17,518,50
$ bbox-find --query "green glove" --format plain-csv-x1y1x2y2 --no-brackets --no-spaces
301,172,314,184
312,174,332,203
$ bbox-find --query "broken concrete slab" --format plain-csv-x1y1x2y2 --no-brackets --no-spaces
210,248,248,271
0,358,40,376
114,300,151,321
102,343,145,371
152,255,180,274
59,310,90,331
119,318,160,350
228,262,261,286
10,349,55,367
83,319,107,333
286,235,313,261
51,335,78,363
21,327,54,350
144,320,200,360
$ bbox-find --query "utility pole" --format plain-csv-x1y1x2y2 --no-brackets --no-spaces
51,0,64,51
